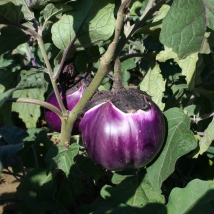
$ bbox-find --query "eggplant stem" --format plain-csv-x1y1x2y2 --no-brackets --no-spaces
112,58,124,92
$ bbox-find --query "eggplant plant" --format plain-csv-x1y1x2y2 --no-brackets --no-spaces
0,0,214,214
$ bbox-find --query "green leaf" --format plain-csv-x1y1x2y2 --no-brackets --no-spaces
45,144,79,177
178,52,199,90
0,126,27,164
166,179,214,214
0,26,30,55
16,69,49,90
0,125,28,144
41,3,73,23
92,204,138,214
75,155,105,183
0,88,16,108
16,168,58,212
140,63,165,111
0,2,24,24
160,0,207,59
204,0,214,30
101,172,165,212
193,118,214,158
147,108,197,193
0,69,18,124
51,0,115,50
156,46,199,90
130,0,144,16
195,88,214,103
121,58,135,86
15,0,35,20
12,88,45,128
0,52,14,68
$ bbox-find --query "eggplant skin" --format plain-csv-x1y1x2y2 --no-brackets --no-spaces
44,86,84,133
79,101,165,171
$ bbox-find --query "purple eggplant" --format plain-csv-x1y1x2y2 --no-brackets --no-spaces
44,86,84,133
79,89,165,171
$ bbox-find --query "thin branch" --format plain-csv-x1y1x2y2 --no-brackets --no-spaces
7,98,63,118
115,0,166,57
53,15,89,81
120,53,153,62
191,112,214,123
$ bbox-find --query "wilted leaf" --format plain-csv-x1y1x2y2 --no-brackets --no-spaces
140,63,165,111
51,0,115,50
147,108,197,193
12,88,45,128
166,179,214,214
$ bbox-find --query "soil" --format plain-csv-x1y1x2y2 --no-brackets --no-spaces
0,169,21,214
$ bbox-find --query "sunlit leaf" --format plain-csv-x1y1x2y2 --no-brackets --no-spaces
140,63,165,111
166,179,214,214
147,108,197,193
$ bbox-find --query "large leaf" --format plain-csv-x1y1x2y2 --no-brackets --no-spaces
101,171,165,213
41,3,73,23
0,88,16,108
156,46,199,90
16,168,58,212
160,0,214,59
193,117,214,158
12,88,45,128
0,2,23,24
147,108,197,193
14,0,35,21
16,69,49,90
0,27,30,55
45,144,79,177
0,69,18,124
166,179,214,214
51,0,115,50
140,63,165,111
0,125,27,165
92,204,138,214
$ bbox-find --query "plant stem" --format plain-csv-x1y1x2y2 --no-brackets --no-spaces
115,0,166,57
191,112,214,123
112,58,124,92
36,36,67,115
120,53,153,62
7,98,63,118
60,0,132,146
